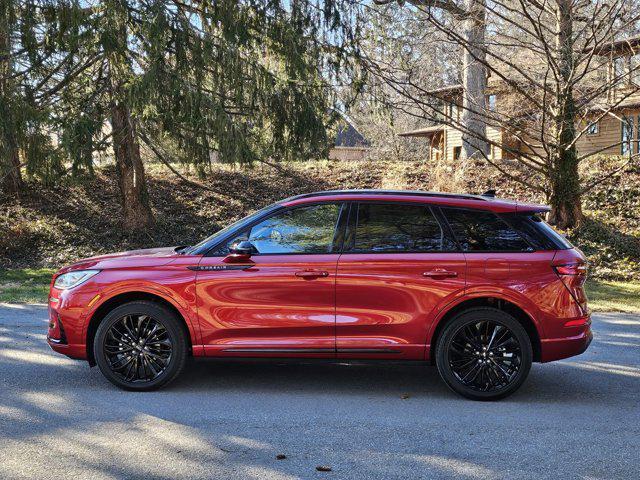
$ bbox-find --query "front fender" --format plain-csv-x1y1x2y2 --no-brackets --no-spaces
81,277,201,349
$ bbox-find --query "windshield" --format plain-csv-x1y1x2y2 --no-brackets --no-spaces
184,203,280,255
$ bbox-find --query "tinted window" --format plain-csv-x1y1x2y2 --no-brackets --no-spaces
352,203,455,252
217,204,341,255
443,208,531,252
502,213,572,250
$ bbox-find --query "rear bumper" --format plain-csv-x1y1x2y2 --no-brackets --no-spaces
540,315,593,362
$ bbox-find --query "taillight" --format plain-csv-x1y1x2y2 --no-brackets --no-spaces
553,262,588,313
554,263,587,276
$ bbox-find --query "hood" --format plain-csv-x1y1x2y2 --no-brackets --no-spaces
58,246,183,273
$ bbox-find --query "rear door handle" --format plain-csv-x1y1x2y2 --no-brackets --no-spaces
423,269,458,278
295,270,329,279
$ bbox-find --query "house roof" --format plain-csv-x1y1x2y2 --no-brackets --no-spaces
425,84,463,99
334,117,369,148
586,35,640,58
398,125,445,137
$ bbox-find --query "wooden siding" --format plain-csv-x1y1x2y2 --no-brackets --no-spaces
436,108,640,161
444,124,504,160
328,146,369,161
577,108,640,156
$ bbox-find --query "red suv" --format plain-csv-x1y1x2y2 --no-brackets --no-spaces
47,190,591,400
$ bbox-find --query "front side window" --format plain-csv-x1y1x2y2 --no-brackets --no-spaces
222,203,341,255
350,203,456,253
442,208,531,252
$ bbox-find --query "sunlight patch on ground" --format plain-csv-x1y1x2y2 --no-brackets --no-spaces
561,361,640,377
0,405,36,423
608,332,640,340
598,340,640,348
21,392,70,414
418,455,496,479
0,348,75,367
0,413,298,480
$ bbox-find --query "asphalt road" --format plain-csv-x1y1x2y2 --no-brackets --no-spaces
0,304,638,480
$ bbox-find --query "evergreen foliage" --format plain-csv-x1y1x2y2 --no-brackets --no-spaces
1,0,364,193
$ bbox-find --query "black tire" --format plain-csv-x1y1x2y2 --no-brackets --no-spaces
435,307,532,401
94,300,187,391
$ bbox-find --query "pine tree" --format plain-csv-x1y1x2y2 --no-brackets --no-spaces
6,0,362,229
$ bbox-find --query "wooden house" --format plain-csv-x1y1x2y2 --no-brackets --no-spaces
399,37,640,161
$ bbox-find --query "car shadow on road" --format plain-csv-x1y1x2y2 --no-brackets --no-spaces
1,319,639,479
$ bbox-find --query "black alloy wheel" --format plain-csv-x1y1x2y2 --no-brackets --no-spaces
94,301,187,391
436,307,532,401
104,314,172,382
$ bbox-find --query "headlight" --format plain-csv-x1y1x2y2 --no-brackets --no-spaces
53,270,100,290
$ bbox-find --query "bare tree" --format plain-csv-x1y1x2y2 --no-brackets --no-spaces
374,0,490,160
365,0,640,228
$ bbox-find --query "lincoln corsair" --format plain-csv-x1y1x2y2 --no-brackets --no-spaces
47,190,592,400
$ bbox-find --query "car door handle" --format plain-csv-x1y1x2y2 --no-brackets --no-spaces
423,269,458,278
295,270,329,279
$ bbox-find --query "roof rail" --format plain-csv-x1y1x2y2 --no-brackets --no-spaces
283,189,489,202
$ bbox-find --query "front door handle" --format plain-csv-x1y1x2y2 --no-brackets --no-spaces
423,269,458,279
295,270,329,279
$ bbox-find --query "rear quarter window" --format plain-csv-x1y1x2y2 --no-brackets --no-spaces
441,208,533,252
501,213,573,250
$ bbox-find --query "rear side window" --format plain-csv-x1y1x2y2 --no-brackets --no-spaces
442,208,532,252
501,213,573,250
351,203,456,252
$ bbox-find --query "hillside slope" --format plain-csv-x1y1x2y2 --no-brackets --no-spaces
2,159,639,280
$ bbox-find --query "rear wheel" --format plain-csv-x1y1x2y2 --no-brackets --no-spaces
94,301,187,391
435,307,532,401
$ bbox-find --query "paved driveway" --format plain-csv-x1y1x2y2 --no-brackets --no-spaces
0,304,638,479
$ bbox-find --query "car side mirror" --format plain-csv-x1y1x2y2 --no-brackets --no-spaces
224,240,255,263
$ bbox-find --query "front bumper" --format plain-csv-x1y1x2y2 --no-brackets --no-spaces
47,287,93,361
540,314,593,362
47,338,87,359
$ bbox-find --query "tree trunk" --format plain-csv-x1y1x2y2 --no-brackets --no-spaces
0,2,23,196
0,133,22,195
110,101,154,230
106,6,153,230
461,0,489,160
547,151,582,229
548,0,583,228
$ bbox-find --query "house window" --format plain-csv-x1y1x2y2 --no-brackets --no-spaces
614,57,626,82
637,115,640,153
448,102,459,121
631,56,640,85
586,121,599,135
621,116,634,155
453,146,462,161
487,94,497,111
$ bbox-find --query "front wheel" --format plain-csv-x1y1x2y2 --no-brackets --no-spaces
435,307,532,401
94,301,188,391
